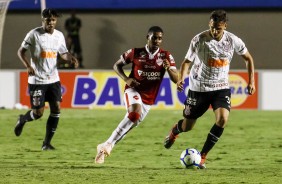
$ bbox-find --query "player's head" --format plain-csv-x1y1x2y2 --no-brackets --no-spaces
147,26,164,51
209,10,228,41
41,9,61,33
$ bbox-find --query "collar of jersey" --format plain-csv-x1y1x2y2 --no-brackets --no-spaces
145,44,159,59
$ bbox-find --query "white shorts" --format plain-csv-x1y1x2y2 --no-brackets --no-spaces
123,88,151,124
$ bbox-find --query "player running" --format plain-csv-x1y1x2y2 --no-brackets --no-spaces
95,26,178,164
14,9,78,150
163,10,256,168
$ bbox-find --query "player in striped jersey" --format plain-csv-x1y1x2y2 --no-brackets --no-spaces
164,10,256,168
14,9,79,150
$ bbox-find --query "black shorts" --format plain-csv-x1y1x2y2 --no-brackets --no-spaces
28,81,62,109
183,89,231,119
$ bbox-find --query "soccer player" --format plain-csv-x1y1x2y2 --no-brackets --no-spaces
163,10,256,168
14,9,79,150
95,26,178,164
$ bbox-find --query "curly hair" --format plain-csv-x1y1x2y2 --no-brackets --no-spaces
42,8,61,18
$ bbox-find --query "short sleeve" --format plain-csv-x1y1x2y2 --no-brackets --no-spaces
58,32,68,54
184,35,200,62
121,49,134,64
21,30,34,49
234,36,248,55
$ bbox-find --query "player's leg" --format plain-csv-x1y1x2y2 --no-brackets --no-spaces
95,89,144,164
14,84,45,136
41,82,62,150
42,101,60,150
114,102,151,145
199,89,231,168
164,118,196,149
164,90,209,149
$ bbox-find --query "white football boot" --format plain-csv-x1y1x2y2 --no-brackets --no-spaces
95,143,113,164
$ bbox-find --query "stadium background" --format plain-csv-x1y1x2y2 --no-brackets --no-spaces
0,0,281,110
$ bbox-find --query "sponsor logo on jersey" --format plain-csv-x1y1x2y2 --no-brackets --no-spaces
204,82,229,88
40,51,57,58
137,70,161,80
208,58,229,67
144,65,156,69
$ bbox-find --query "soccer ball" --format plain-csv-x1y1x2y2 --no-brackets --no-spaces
180,148,202,169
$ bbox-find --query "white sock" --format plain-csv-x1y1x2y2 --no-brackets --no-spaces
106,117,134,146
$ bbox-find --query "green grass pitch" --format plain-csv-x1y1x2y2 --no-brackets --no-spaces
0,109,281,184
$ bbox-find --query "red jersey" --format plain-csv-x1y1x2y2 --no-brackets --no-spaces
121,46,176,105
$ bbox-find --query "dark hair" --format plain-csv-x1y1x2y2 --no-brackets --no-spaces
210,10,228,23
42,8,61,18
147,26,163,34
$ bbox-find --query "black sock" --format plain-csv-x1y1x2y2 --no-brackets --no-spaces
172,119,184,135
201,124,224,156
44,113,60,145
22,110,40,122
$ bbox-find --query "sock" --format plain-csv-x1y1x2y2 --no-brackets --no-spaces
22,110,39,122
106,117,134,146
172,119,184,135
44,112,60,145
201,124,224,156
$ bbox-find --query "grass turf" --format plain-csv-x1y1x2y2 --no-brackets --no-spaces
0,109,281,184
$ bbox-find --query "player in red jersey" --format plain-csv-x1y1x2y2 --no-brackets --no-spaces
95,26,178,164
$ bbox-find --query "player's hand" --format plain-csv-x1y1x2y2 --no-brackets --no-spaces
27,66,35,76
247,83,256,95
71,57,79,69
125,78,140,88
163,59,170,70
177,80,185,92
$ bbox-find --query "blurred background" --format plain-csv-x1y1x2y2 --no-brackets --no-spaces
1,0,282,69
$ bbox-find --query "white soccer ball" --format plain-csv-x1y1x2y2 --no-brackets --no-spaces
180,148,202,169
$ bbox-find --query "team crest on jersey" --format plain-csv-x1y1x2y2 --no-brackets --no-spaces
220,41,232,52
156,58,163,66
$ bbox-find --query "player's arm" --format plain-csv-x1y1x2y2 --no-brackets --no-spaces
177,58,192,92
113,58,140,88
163,59,178,83
17,46,35,76
241,51,256,95
60,52,79,68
